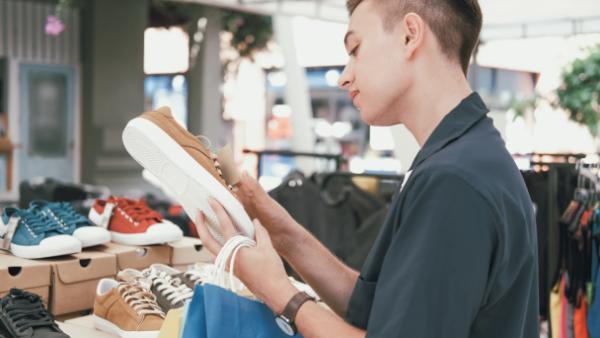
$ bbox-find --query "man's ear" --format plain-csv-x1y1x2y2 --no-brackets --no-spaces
401,13,425,59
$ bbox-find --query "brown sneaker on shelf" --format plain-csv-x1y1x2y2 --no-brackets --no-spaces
92,278,164,338
122,106,254,243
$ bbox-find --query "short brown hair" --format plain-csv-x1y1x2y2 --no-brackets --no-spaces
347,0,482,75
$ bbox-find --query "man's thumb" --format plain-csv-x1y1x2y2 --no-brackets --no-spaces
253,219,272,246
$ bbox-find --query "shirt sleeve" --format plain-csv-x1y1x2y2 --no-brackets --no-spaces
366,168,497,338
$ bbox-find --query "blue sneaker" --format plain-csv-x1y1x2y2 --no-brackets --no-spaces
29,201,111,248
0,207,81,259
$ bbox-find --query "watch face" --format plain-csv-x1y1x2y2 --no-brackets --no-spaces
275,316,295,336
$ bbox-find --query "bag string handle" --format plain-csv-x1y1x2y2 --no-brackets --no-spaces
209,235,256,292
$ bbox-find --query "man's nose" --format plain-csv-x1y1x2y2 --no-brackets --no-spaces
338,64,353,90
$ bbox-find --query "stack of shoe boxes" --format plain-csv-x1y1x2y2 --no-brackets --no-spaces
41,251,117,316
167,236,214,271
0,252,52,305
96,242,171,271
1,236,212,322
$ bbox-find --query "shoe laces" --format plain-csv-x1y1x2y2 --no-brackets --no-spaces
15,210,60,236
46,202,90,229
184,264,215,285
194,135,233,191
144,269,193,306
2,289,56,334
118,282,165,318
113,198,162,223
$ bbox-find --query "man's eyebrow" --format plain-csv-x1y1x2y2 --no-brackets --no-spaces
344,30,355,47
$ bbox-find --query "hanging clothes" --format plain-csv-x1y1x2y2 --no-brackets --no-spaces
574,294,590,338
550,280,563,338
523,167,578,321
268,171,386,271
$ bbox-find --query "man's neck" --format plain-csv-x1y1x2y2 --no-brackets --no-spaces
401,71,473,147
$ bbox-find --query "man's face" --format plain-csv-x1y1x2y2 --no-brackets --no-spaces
338,1,412,126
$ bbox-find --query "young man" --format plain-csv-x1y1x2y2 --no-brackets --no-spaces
196,0,539,337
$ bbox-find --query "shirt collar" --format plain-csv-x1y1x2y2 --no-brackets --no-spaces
409,92,489,170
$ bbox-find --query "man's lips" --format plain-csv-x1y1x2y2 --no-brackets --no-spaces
350,91,359,101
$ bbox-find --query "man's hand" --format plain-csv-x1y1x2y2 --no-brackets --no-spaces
196,198,298,314
232,173,360,318
234,172,306,256
194,198,366,338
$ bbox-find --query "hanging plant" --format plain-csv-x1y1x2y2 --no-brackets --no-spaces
556,44,600,135
46,0,77,36
222,11,273,58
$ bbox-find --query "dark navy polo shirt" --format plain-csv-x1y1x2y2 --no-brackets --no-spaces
345,93,539,338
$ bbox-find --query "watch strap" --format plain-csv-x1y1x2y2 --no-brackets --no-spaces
281,291,316,323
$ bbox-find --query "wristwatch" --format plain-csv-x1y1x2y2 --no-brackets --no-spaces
275,291,316,336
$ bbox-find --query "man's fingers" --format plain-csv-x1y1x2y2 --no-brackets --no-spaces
195,212,222,255
253,220,273,247
208,197,238,239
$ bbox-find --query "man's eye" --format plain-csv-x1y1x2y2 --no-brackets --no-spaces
349,45,359,56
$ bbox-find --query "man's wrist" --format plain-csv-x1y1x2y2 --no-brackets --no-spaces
265,278,299,315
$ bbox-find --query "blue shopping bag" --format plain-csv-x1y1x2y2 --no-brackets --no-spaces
181,283,303,338
181,285,207,338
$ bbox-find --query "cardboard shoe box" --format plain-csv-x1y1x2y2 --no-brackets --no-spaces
0,253,52,305
95,242,170,271
42,251,117,316
168,236,214,271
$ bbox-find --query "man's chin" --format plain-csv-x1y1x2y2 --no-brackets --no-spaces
360,109,397,127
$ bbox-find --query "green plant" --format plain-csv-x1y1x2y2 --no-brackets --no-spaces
56,0,77,19
556,44,600,134
222,11,273,58
510,95,541,120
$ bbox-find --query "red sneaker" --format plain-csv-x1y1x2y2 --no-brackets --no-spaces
89,197,183,245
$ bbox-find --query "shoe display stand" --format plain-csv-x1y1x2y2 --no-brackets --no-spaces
0,236,211,337
0,236,209,311
58,317,115,338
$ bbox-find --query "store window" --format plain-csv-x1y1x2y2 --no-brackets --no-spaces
468,64,538,111
144,74,188,128
144,26,189,127
144,26,189,75
27,70,68,157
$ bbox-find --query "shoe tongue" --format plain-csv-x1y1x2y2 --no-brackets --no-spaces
10,288,38,301
10,291,41,309
131,278,152,291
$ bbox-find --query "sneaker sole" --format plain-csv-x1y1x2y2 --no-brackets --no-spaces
10,237,81,259
108,227,183,246
74,229,112,248
92,315,159,338
88,209,183,246
122,117,255,243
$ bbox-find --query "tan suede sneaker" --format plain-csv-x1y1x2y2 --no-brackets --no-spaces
122,107,255,243
93,278,165,338
141,107,231,189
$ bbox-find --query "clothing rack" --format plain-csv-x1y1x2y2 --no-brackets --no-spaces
514,153,589,161
318,171,404,186
243,149,343,176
